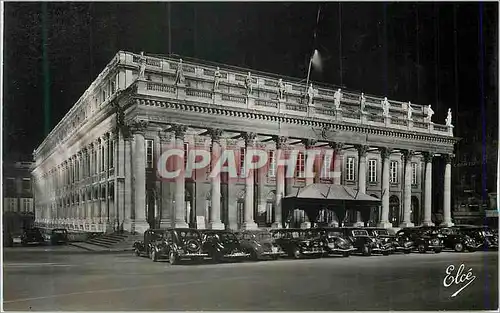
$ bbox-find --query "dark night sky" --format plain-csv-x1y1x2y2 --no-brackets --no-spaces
3,2,498,160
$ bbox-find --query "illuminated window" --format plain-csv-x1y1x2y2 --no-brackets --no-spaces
346,157,355,181
268,151,276,177
368,159,377,183
109,140,115,169
322,153,333,179
146,139,154,168
240,147,246,176
390,161,399,184
411,163,418,185
296,152,305,178
184,143,188,169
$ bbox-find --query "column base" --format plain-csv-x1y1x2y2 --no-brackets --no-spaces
421,221,435,227
271,222,282,229
377,221,393,229
440,221,454,227
174,221,189,228
352,222,365,227
134,221,150,235
300,222,312,229
241,221,259,230
399,221,415,228
160,219,173,229
208,221,225,230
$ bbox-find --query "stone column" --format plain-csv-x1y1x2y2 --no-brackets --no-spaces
96,139,102,227
242,132,258,230
172,124,189,228
131,121,150,233
422,152,435,226
153,131,162,228
103,134,110,232
378,147,392,228
441,154,454,227
354,144,369,227
273,136,287,228
399,149,414,227
159,131,173,228
330,142,344,185
209,128,225,229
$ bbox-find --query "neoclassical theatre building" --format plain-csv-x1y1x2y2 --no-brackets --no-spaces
32,51,458,234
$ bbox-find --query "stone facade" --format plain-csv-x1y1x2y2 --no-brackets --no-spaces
32,51,458,234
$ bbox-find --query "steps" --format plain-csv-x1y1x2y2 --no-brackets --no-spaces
70,232,143,252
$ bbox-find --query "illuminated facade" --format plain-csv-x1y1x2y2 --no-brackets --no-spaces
32,51,458,234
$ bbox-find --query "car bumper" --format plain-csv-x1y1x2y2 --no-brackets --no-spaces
301,248,326,255
260,251,285,257
179,252,209,259
223,252,250,258
427,245,444,249
328,247,357,253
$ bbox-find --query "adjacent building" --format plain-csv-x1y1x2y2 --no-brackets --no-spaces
32,51,458,234
3,160,34,213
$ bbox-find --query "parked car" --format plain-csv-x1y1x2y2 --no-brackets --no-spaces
454,226,498,250
397,227,443,253
342,227,390,256
133,228,208,264
3,230,14,247
311,228,356,257
366,227,412,254
234,230,285,260
437,227,480,252
20,228,45,246
49,229,69,245
199,230,250,263
270,228,326,259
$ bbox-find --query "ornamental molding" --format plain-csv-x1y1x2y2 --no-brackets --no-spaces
133,97,458,145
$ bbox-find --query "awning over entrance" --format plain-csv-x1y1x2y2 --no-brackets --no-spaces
282,183,382,226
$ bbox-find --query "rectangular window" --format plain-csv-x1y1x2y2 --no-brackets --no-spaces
322,153,333,179
22,178,31,192
346,157,355,181
101,145,105,172
240,147,246,176
184,143,188,169
390,161,399,184
145,139,154,168
411,163,418,185
368,159,377,183
109,140,115,169
268,150,276,178
6,178,15,194
296,152,305,178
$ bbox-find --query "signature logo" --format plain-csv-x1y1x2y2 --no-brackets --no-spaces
443,264,476,298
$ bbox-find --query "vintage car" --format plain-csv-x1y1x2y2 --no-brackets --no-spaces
454,226,498,250
342,227,390,256
20,227,45,246
397,227,443,253
234,230,286,260
133,228,208,264
199,230,250,263
270,228,326,259
437,226,480,252
310,228,356,257
366,227,412,254
49,229,69,245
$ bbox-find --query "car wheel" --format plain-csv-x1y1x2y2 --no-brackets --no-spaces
293,248,301,259
404,249,411,254
271,255,279,260
151,250,158,262
134,249,141,257
382,251,390,256
342,252,350,257
468,247,476,253
362,246,371,256
454,243,464,252
417,244,427,253
249,250,259,261
169,251,178,265
434,248,442,253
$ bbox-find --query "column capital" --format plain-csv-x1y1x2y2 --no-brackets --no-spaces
170,124,188,139
422,151,435,163
443,153,455,164
130,120,149,135
302,138,317,148
103,132,110,141
243,132,257,146
328,142,344,154
273,136,288,149
158,130,170,142
380,147,393,161
400,149,415,163
208,128,224,143
355,144,370,158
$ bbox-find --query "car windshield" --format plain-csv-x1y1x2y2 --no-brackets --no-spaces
149,230,166,241
53,230,66,234
375,230,389,236
217,233,237,241
255,232,272,241
352,230,368,236
326,231,342,237
178,231,200,240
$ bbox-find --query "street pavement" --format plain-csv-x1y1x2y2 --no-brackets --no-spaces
2,246,498,311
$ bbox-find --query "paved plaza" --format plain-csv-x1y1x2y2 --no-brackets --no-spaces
3,247,498,311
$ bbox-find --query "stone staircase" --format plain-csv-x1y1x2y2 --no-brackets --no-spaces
70,231,142,252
